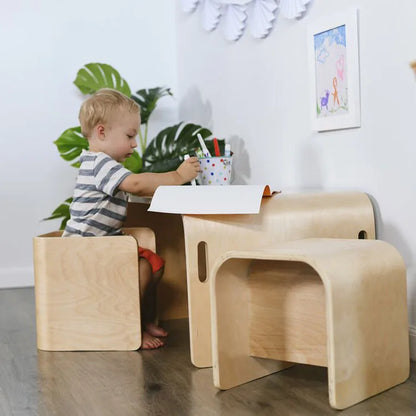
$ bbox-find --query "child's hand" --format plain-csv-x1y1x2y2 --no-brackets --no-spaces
177,157,200,183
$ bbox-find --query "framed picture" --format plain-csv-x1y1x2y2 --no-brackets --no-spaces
307,8,361,131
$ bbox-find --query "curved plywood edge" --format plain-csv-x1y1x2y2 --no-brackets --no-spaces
211,238,409,409
123,227,156,252
211,257,292,389
213,238,400,265
260,191,376,239
33,233,141,351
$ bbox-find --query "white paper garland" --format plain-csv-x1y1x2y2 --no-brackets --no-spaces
222,4,248,41
181,0,200,13
201,0,222,31
250,0,278,39
180,0,312,41
279,0,311,19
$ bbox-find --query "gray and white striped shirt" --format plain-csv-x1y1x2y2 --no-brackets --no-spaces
63,151,132,237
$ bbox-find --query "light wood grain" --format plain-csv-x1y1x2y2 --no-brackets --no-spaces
33,228,156,351
123,227,156,252
211,257,292,390
249,261,327,366
211,239,409,409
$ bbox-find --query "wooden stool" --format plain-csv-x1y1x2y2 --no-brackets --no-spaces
33,227,155,351
211,239,409,409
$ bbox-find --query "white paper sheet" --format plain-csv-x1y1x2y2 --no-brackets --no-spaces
148,185,271,214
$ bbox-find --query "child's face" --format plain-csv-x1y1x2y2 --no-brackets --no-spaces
102,109,140,162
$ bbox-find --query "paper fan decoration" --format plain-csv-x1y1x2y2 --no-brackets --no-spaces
181,0,200,13
250,0,278,39
279,0,311,19
222,4,248,41
201,0,223,31
180,0,312,41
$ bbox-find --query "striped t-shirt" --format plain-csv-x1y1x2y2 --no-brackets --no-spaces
63,151,132,237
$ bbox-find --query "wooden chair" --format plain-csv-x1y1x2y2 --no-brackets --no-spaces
211,238,409,409
33,227,155,351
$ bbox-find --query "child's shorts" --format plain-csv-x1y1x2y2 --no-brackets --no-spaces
138,247,165,273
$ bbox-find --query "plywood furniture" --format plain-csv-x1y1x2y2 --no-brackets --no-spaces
211,239,409,409
33,227,155,351
125,201,188,320
126,191,376,367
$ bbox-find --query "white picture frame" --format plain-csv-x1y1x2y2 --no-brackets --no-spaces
307,8,361,131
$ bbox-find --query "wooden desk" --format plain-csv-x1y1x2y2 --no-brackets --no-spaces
125,191,376,368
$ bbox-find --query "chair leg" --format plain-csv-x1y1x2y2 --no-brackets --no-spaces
211,257,292,390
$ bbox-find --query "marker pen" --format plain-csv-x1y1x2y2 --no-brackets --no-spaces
224,143,231,157
213,138,221,157
197,133,211,157
195,147,205,158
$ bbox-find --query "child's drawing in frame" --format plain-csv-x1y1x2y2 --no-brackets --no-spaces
314,25,348,119
308,8,360,131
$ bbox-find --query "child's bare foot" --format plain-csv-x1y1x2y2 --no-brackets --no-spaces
145,322,168,337
141,331,164,350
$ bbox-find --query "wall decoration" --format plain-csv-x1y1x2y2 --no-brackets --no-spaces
201,0,223,31
307,8,361,131
180,0,312,41
181,0,200,13
222,3,248,41
279,0,310,19
250,0,278,39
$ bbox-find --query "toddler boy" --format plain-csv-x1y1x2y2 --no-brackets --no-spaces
63,88,200,349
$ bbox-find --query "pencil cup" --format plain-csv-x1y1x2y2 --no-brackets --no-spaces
197,156,232,185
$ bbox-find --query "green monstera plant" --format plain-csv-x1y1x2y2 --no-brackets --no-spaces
45,62,222,229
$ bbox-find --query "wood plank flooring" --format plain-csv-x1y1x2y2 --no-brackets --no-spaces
0,287,415,416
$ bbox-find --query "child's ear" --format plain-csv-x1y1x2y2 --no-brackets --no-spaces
96,124,105,139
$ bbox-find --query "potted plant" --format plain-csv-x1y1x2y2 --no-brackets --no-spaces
45,63,223,229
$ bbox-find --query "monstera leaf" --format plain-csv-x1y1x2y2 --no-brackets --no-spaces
142,122,212,173
54,126,89,167
122,150,142,173
43,197,73,230
73,63,131,96
132,87,172,125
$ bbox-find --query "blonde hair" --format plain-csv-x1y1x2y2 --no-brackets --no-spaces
79,88,140,138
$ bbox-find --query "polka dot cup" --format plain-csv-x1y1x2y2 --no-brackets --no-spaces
197,156,232,186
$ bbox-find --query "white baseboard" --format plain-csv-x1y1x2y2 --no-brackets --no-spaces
0,267,34,289
410,325,416,361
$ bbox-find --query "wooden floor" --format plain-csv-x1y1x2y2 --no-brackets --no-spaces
1,288,415,416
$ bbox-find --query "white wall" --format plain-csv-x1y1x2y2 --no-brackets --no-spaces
175,0,416,358
0,0,177,287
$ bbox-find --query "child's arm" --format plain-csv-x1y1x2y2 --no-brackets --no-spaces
119,156,200,196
